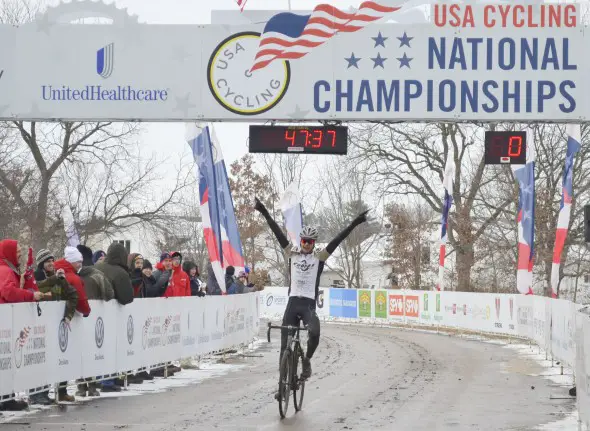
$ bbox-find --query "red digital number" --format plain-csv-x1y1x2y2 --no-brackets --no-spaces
311,129,323,148
491,137,503,157
285,130,296,146
299,129,310,147
328,130,336,147
508,136,522,157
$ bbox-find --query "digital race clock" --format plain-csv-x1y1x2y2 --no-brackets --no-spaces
249,125,348,155
484,131,527,165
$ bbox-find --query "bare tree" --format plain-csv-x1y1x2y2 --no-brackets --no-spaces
318,156,381,289
352,123,512,292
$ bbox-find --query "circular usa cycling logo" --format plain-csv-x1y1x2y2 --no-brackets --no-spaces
127,315,134,345
266,295,274,307
58,320,69,353
207,31,291,116
95,317,104,349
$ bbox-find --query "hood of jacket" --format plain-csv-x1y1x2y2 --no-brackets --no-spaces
54,258,77,274
77,244,94,267
105,243,128,270
0,239,19,269
182,261,197,275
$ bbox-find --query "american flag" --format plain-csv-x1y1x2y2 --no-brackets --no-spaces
512,138,535,295
250,1,402,72
436,153,454,292
187,124,245,293
550,125,581,298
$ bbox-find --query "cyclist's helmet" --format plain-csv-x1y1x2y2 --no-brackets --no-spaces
300,226,319,240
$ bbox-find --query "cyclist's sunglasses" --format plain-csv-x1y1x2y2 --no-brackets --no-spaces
300,238,315,245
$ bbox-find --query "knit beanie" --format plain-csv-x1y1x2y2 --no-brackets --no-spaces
142,259,153,270
226,266,235,276
77,244,94,267
160,252,171,262
64,246,83,263
35,248,54,265
92,250,105,264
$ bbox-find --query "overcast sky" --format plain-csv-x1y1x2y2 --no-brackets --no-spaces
44,0,348,169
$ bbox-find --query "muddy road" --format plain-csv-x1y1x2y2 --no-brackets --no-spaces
2,323,574,430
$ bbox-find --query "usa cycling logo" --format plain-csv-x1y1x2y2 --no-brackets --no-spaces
58,320,69,353
294,260,315,272
95,317,104,349
127,315,134,345
97,43,114,79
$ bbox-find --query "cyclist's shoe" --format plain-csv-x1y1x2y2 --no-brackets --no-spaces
301,357,312,379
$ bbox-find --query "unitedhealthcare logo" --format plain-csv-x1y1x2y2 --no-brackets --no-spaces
96,43,114,79
41,42,169,102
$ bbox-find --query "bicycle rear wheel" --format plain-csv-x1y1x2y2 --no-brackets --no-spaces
293,344,305,412
278,350,291,418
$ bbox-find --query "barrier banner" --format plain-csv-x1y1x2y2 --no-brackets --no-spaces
81,300,117,377
516,295,534,340
12,302,52,392
181,297,203,358
0,305,13,397
374,291,387,319
388,293,405,322
116,300,146,372
550,299,578,366
330,289,358,318
261,288,289,319
316,288,330,319
49,302,83,383
576,309,590,429
207,296,226,352
358,290,372,318
405,294,420,320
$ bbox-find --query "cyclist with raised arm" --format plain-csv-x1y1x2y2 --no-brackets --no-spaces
254,197,369,386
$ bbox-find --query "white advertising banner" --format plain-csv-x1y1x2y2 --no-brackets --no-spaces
116,299,146,372
47,302,83,383
81,301,117,377
0,305,13,397
12,302,52,392
181,298,204,358
576,309,590,429
1,2,587,122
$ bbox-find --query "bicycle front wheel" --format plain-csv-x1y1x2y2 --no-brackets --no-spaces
293,344,305,412
278,350,291,418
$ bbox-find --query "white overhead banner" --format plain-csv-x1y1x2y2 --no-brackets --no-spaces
1,1,585,122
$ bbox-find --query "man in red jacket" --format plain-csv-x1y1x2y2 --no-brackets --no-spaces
54,246,91,317
0,239,45,304
163,251,191,297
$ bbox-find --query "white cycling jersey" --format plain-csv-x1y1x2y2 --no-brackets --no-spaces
285,245,329,301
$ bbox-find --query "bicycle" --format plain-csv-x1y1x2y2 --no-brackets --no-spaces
267,321,309,419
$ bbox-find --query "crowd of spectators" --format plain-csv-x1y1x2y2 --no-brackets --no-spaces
0,239,262,411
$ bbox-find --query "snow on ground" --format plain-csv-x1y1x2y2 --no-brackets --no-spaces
0,340,264,424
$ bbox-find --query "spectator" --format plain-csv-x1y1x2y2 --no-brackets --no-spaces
0,239,45,304
34,248,55,282
206,262,223,295
152,252,173,297
225,266,237,294
0,240,45,412
92,250,106,265
30,267,79,404
182,261,203,296
234,271,259,293
141,259,162,298
162,252,190,297
94,242,134,306
54,247,91,317
128,253,144,298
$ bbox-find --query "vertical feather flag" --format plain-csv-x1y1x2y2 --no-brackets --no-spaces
186,123,245,293
436,153,455,291
512,135,536,295
550,125,581,298
280,182,303,245
62,205,80,247
235,0,248,11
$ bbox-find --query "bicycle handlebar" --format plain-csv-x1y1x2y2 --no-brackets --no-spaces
266,321,309,343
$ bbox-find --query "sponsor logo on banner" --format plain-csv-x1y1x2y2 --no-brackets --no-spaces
41,43,169,103
436,294,441,312
127,315,134,345
97,43,114,78
359,290,372,317
424,294,429,311
95,317,104,349
58,320,68,353
330,289,358,318
463,304,467,316
518,306,533,326
207,32,291,116
14,325,46,369
509,298,514,320
183,311,196,348
317,289,324,308
389,294,404,317
495,297,501,320
375,291,387,319
486,305,491,320
405,296,419,318
453,303,457,315
0,327,11,372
